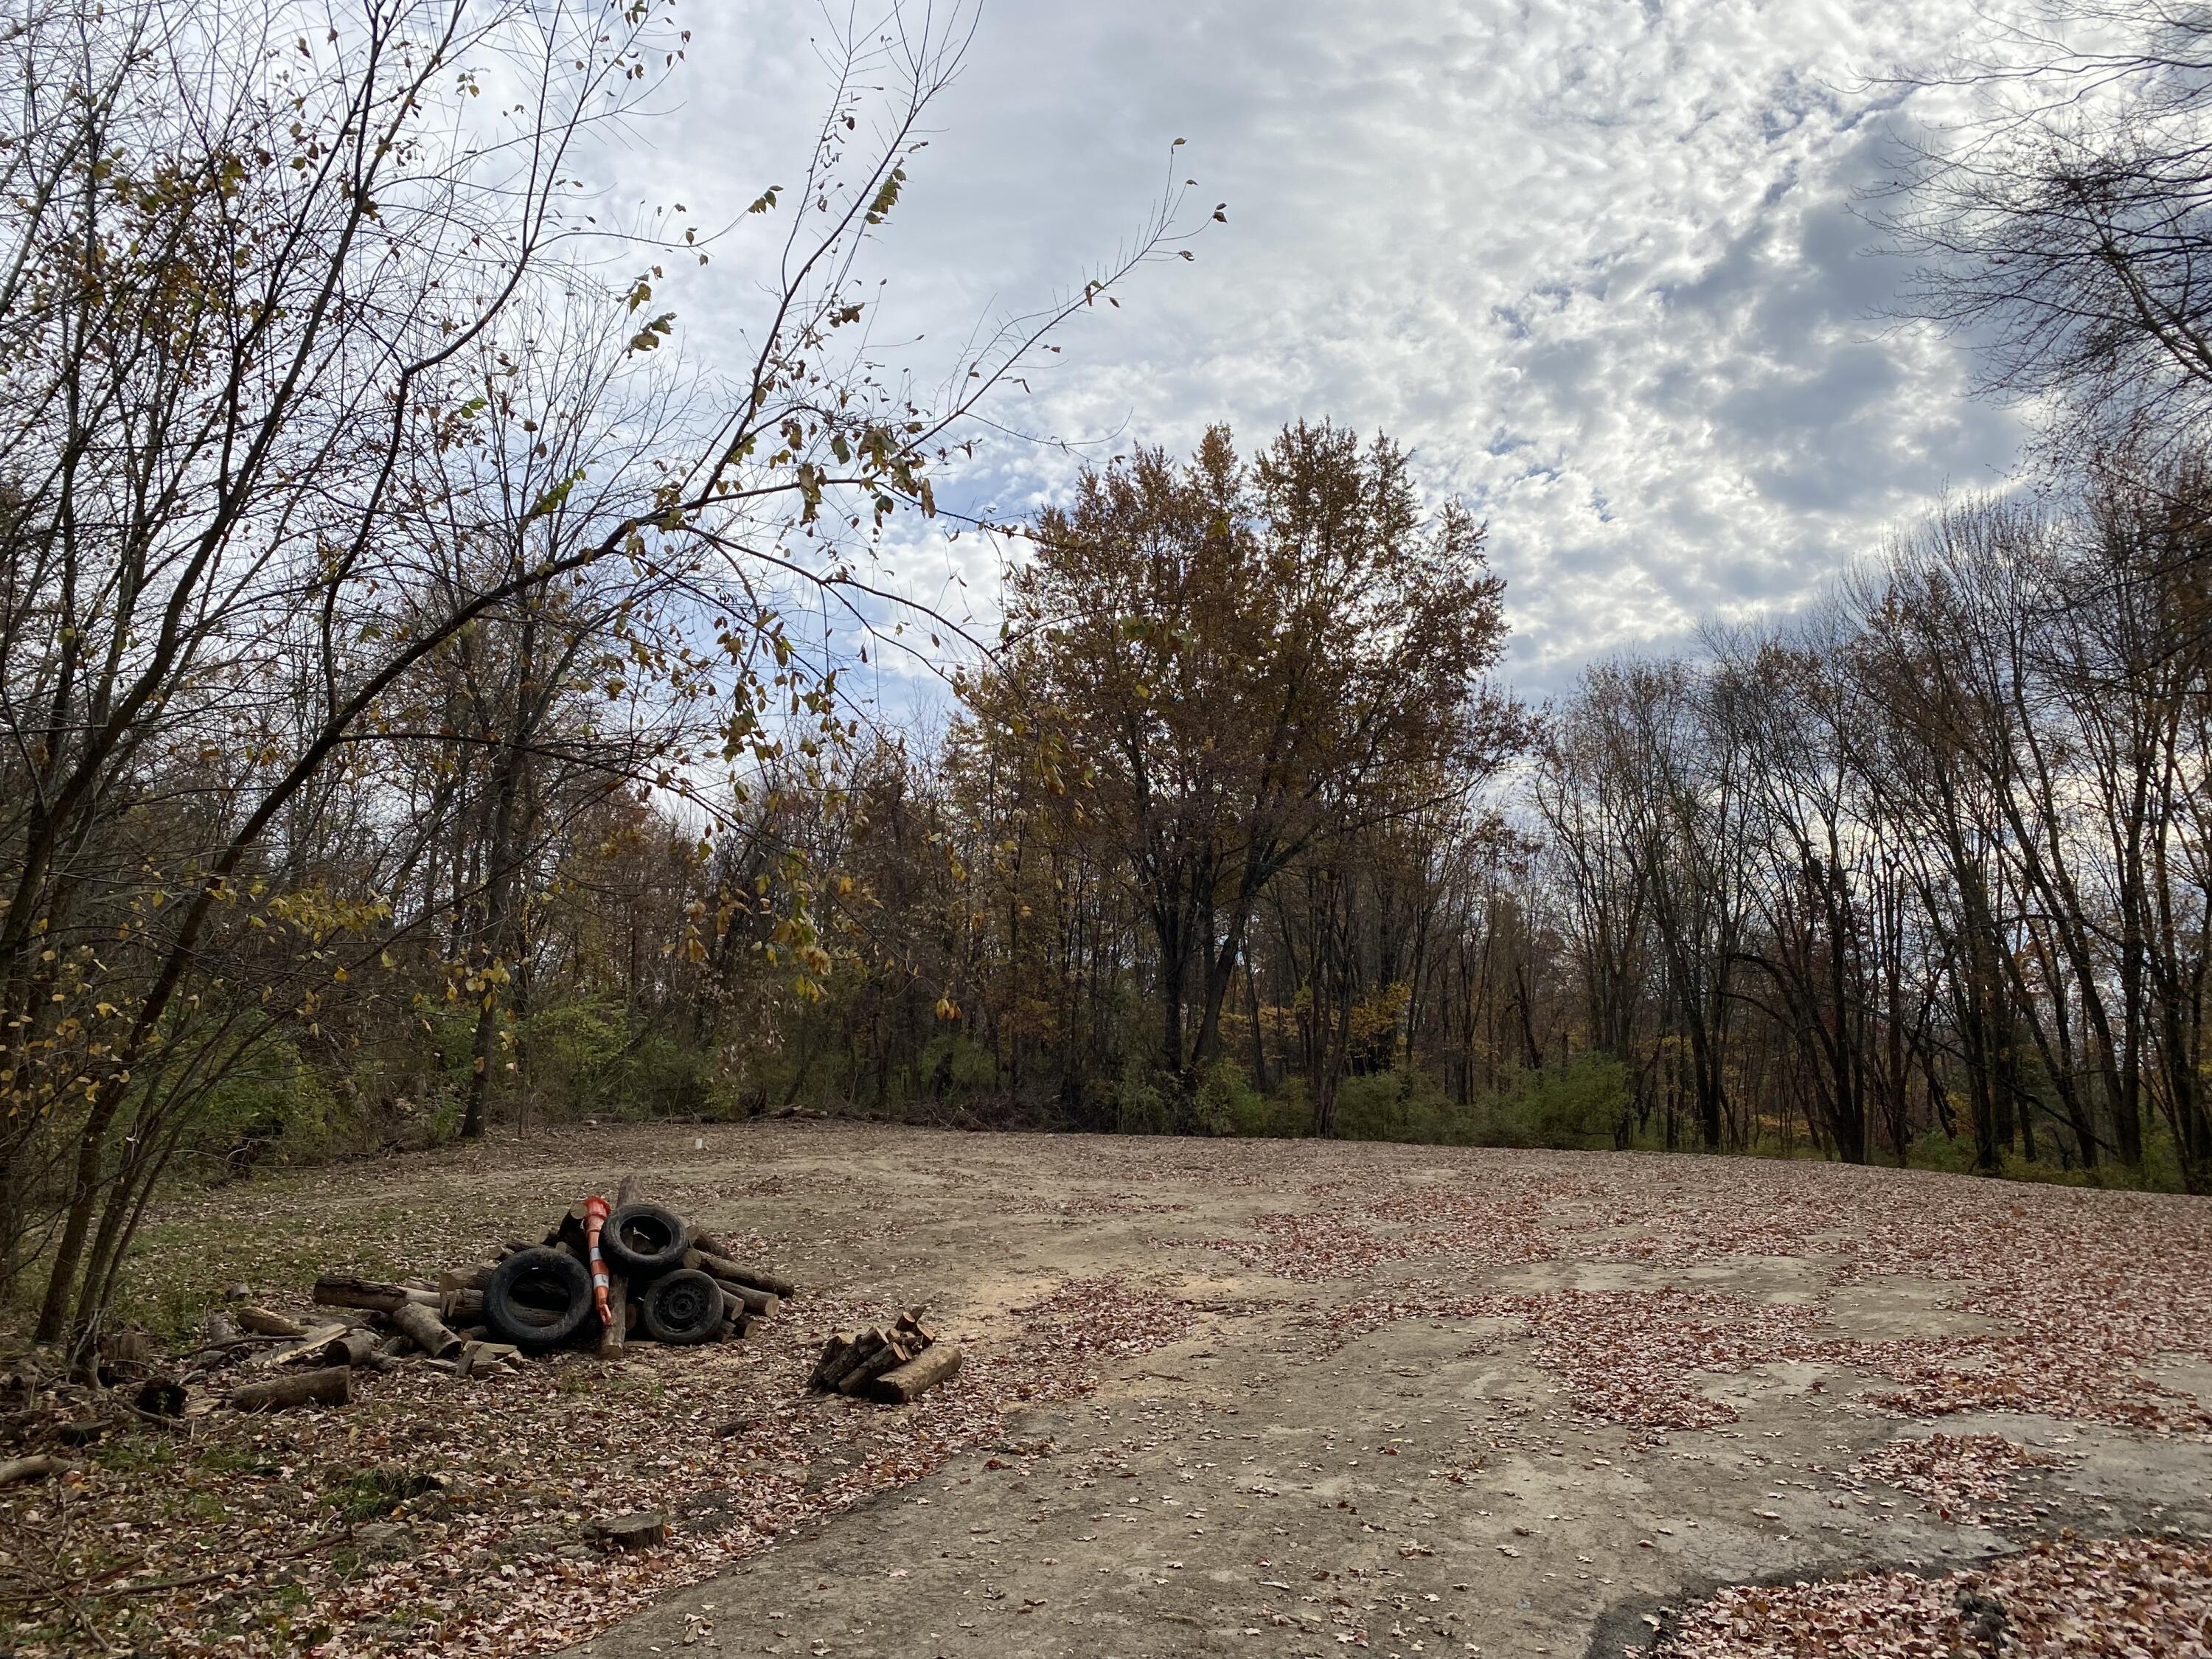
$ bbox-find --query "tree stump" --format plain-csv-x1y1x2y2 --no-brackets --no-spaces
591,1510,668,1551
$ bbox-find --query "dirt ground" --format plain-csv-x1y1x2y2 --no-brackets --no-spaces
9,1121,2212,1658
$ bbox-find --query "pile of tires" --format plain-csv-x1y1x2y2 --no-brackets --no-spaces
467,1178,796,1356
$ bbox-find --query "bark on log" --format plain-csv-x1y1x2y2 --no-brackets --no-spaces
599,1175,644,1358
314,1276,414,1313
0,1455,74,1486
235,1306,305,1338
388,1301,463,1360
692,1249,796,1299
838,1338,913,1397
441,1289,484,1323
806,1335,854,1391
867,1343,962,1404
231,1366,351,1413
711,1279,779,1318
439,1263,499,1295
288,1326,379,1368
814,1329,880,1394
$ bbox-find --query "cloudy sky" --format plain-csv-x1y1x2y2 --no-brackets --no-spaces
625,0,2034,697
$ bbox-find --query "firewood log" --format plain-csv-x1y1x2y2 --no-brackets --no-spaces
230,1366,350,1413
692,1248,796,1299
388,1301,463,1360
439,1262,498,1295
313,1276,417,1314
866,1343,962,1404
838,1338,913,1397
441,1289,484,1323
806,1335,854,1391
234,1305,305,1338
711,1279,779,1318
812,1329,877,1393
0,1455,74,1486
287,1326,379,1368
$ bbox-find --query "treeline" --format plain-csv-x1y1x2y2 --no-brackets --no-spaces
14,0,2212,1358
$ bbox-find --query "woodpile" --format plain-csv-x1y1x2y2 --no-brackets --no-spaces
175,1171,796,1413
804,1309,961,1404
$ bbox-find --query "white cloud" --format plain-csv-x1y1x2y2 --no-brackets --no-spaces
619,0,2032,696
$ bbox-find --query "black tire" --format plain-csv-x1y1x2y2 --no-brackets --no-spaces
483,1247,594,1351
639,1268,723,1345
602,1202,689,1278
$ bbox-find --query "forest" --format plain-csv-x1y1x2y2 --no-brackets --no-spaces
8,0,2212,1357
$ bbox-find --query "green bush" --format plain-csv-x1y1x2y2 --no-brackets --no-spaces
196,1038,342,1163
1192,1058,1267,1135
917,1030,1001,1096
1467,1056,1629,1150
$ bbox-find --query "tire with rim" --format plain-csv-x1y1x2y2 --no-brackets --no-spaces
638,1268,723,1345
482,1247,594,1351
602,1201,689,1278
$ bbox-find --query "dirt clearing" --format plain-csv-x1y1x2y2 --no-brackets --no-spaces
4,1122,2209,1657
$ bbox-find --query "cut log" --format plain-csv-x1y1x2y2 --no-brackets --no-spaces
814,1329,880,1394
314,1275,415,1314
806,1335,855,1391
711,1279,779,1318
692,1248,796,1299
287,1326,379,1368
439,1262,499,1295
838,1338,914,1397
892,1312,936,1349
599,1175,643,1359
441,1289,485,1324
388,1301,462,1360
867,1343,962,1404
234,1305,305,1338
0,1455,74,1486
230,1366,351,1413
